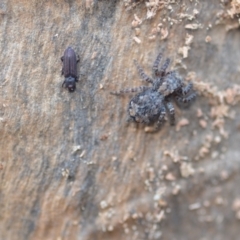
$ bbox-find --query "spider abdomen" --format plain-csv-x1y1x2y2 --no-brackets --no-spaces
128,90,164,124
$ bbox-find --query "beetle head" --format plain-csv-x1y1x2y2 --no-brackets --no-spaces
64,77,76,92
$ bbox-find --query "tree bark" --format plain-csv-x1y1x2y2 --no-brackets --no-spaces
1,0,240,239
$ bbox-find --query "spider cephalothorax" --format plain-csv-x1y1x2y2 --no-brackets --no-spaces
111,51,196,130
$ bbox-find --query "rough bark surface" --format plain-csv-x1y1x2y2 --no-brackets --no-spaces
1,0,240,240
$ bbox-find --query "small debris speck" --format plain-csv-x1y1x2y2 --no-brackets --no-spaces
165,172,176,181
172,185,181,195
72,145,81,153
196,108,203,118
135,28,141,36
189,202,201,210
199,119,207,128
205,36,212,43
160,27,169,40
220,170,229,180
108,225,114,231
185,23,202,30
232,198,240,211
180,162,195,178
61,168,69,178
176,118,189,131
185,33,194,45
133,36,141,44
215,196,224,205
100,200,108,209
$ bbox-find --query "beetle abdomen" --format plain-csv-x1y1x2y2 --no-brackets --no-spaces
63,47,78,78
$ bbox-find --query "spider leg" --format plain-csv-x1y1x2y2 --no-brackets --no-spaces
176,92,197,103
134,60,153,83
182,82,193,95
110,86,148,95
159,58,170,76
176,82,196,103
152,52,163,76
167,70,177,78
153,76,164,91
165,101,175,125
155,105,166,129
127,115,134,123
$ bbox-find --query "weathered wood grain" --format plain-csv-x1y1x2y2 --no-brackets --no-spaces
1,0,240,239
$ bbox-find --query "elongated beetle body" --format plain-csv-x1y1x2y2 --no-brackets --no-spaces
61,47,79,92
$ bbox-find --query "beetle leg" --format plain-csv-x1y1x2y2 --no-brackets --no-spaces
61,56,64,62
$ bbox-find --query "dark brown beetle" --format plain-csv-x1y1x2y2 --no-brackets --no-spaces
61,47,79,92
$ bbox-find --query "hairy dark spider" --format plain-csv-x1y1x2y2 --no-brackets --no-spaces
111,51,196,130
